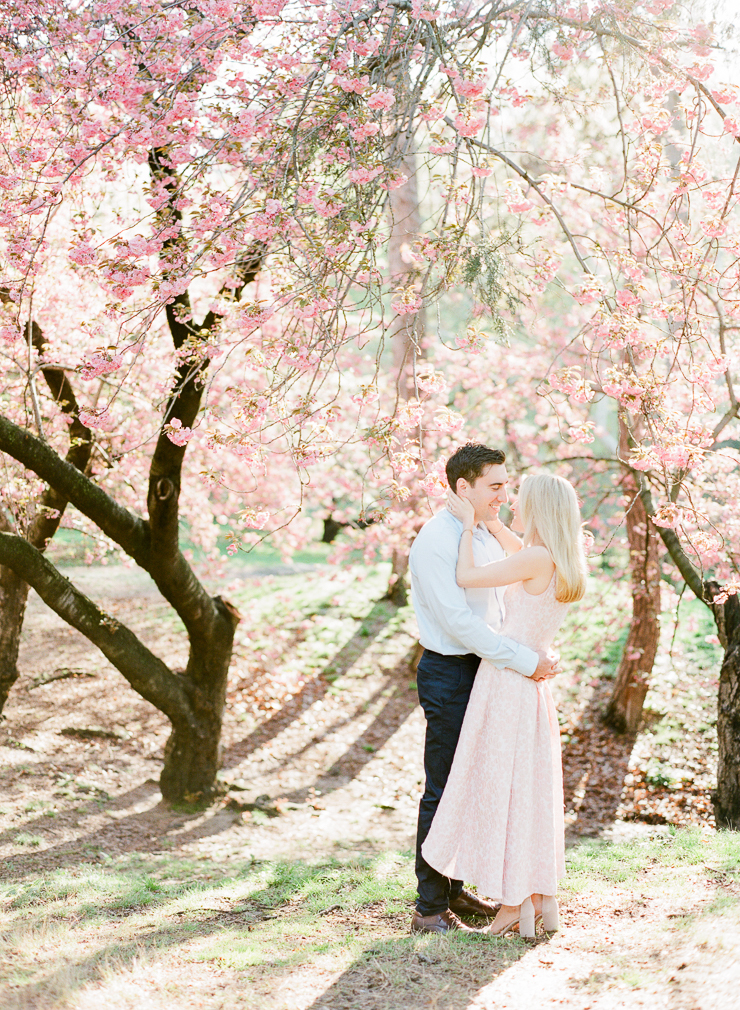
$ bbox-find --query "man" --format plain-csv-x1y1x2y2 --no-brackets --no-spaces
408,443,558,935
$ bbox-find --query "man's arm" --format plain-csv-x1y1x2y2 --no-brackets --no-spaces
410,537,540,677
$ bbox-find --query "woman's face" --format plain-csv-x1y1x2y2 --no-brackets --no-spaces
510,496,525,533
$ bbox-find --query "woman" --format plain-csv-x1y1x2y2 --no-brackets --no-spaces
421,473,587,938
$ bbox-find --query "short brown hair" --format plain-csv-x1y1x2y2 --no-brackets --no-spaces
446,443,506,493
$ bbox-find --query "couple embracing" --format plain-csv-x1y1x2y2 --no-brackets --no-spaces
408,443,587,938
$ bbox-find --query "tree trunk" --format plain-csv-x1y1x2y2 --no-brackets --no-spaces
384,548,410,607
0,162,259,801
160,597,239,802
713,592,740,827
604,468,662,733
387,146,425,401
384,145,426,603
0,563,30,711
639,485,740,829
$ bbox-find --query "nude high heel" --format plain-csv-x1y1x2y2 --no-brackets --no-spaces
540,895,559,932
518,896,536,938
486,896,536,938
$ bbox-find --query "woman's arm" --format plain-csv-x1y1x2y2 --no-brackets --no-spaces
456,539,553,589
484,518,523,554
447,488,553,589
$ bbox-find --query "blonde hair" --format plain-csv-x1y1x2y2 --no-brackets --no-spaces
518,473,588,603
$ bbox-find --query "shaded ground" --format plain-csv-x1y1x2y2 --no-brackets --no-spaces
0,561,731,1007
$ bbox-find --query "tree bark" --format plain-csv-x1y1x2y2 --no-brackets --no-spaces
0,553,29,712
640,484,740,828
383,144,426,605
160,595,240,801
0,302,93,714
711,588,740,827
384,548,410,607
604,466,662,734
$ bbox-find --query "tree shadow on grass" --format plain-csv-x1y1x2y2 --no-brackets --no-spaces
221,600,397,770
3,858,532,1010
0,778,235,880
1,861,315,1009
561,680,637,839
3,853,528,1010
301,931,529,1010
282,644,420,804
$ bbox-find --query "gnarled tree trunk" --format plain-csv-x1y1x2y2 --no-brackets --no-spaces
605,459,662,733
0,154,261,802
601,410,662,735
159,595,240,800
0,557,30,712
712,589,740,827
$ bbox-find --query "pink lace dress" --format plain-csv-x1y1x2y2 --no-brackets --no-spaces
421,575,568,905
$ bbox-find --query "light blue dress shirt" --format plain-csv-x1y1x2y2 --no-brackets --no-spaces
409,508,539,677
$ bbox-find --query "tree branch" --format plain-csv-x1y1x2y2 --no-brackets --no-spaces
29,319,94,549
146,149,264,574
0,413,236,640
0,531,195,727
0,413,150,562
454,127,592,273
0,288,94,551
638,481,707,603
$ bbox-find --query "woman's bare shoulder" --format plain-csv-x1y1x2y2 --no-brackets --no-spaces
520,545,556,568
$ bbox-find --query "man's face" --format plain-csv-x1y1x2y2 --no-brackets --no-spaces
457,463,509,523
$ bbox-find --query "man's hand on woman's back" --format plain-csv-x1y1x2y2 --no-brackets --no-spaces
531,651,560,682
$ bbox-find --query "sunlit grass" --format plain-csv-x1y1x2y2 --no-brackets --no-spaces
2,830,739,1010
563,826,740,891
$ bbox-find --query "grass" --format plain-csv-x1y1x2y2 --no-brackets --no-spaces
47,525,338,567
12,833,44,848
2,830,739,1009
563,825,740,893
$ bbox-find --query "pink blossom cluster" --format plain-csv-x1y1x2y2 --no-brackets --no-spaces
78,351,123,381
78,408,111,430
391,287,423,315
652,503,684,529
453,107,487,138
366,89,395,111
503,180,533,214
347,166,382,185
549,367,594,404
418,457,448,498
164,418,194,446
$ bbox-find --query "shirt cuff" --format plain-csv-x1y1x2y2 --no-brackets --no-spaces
510,644,539,678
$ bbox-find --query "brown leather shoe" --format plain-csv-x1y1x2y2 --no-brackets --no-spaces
449,888,500,919
410,909,479,935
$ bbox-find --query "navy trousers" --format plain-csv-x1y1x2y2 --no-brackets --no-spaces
414,648,481,916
